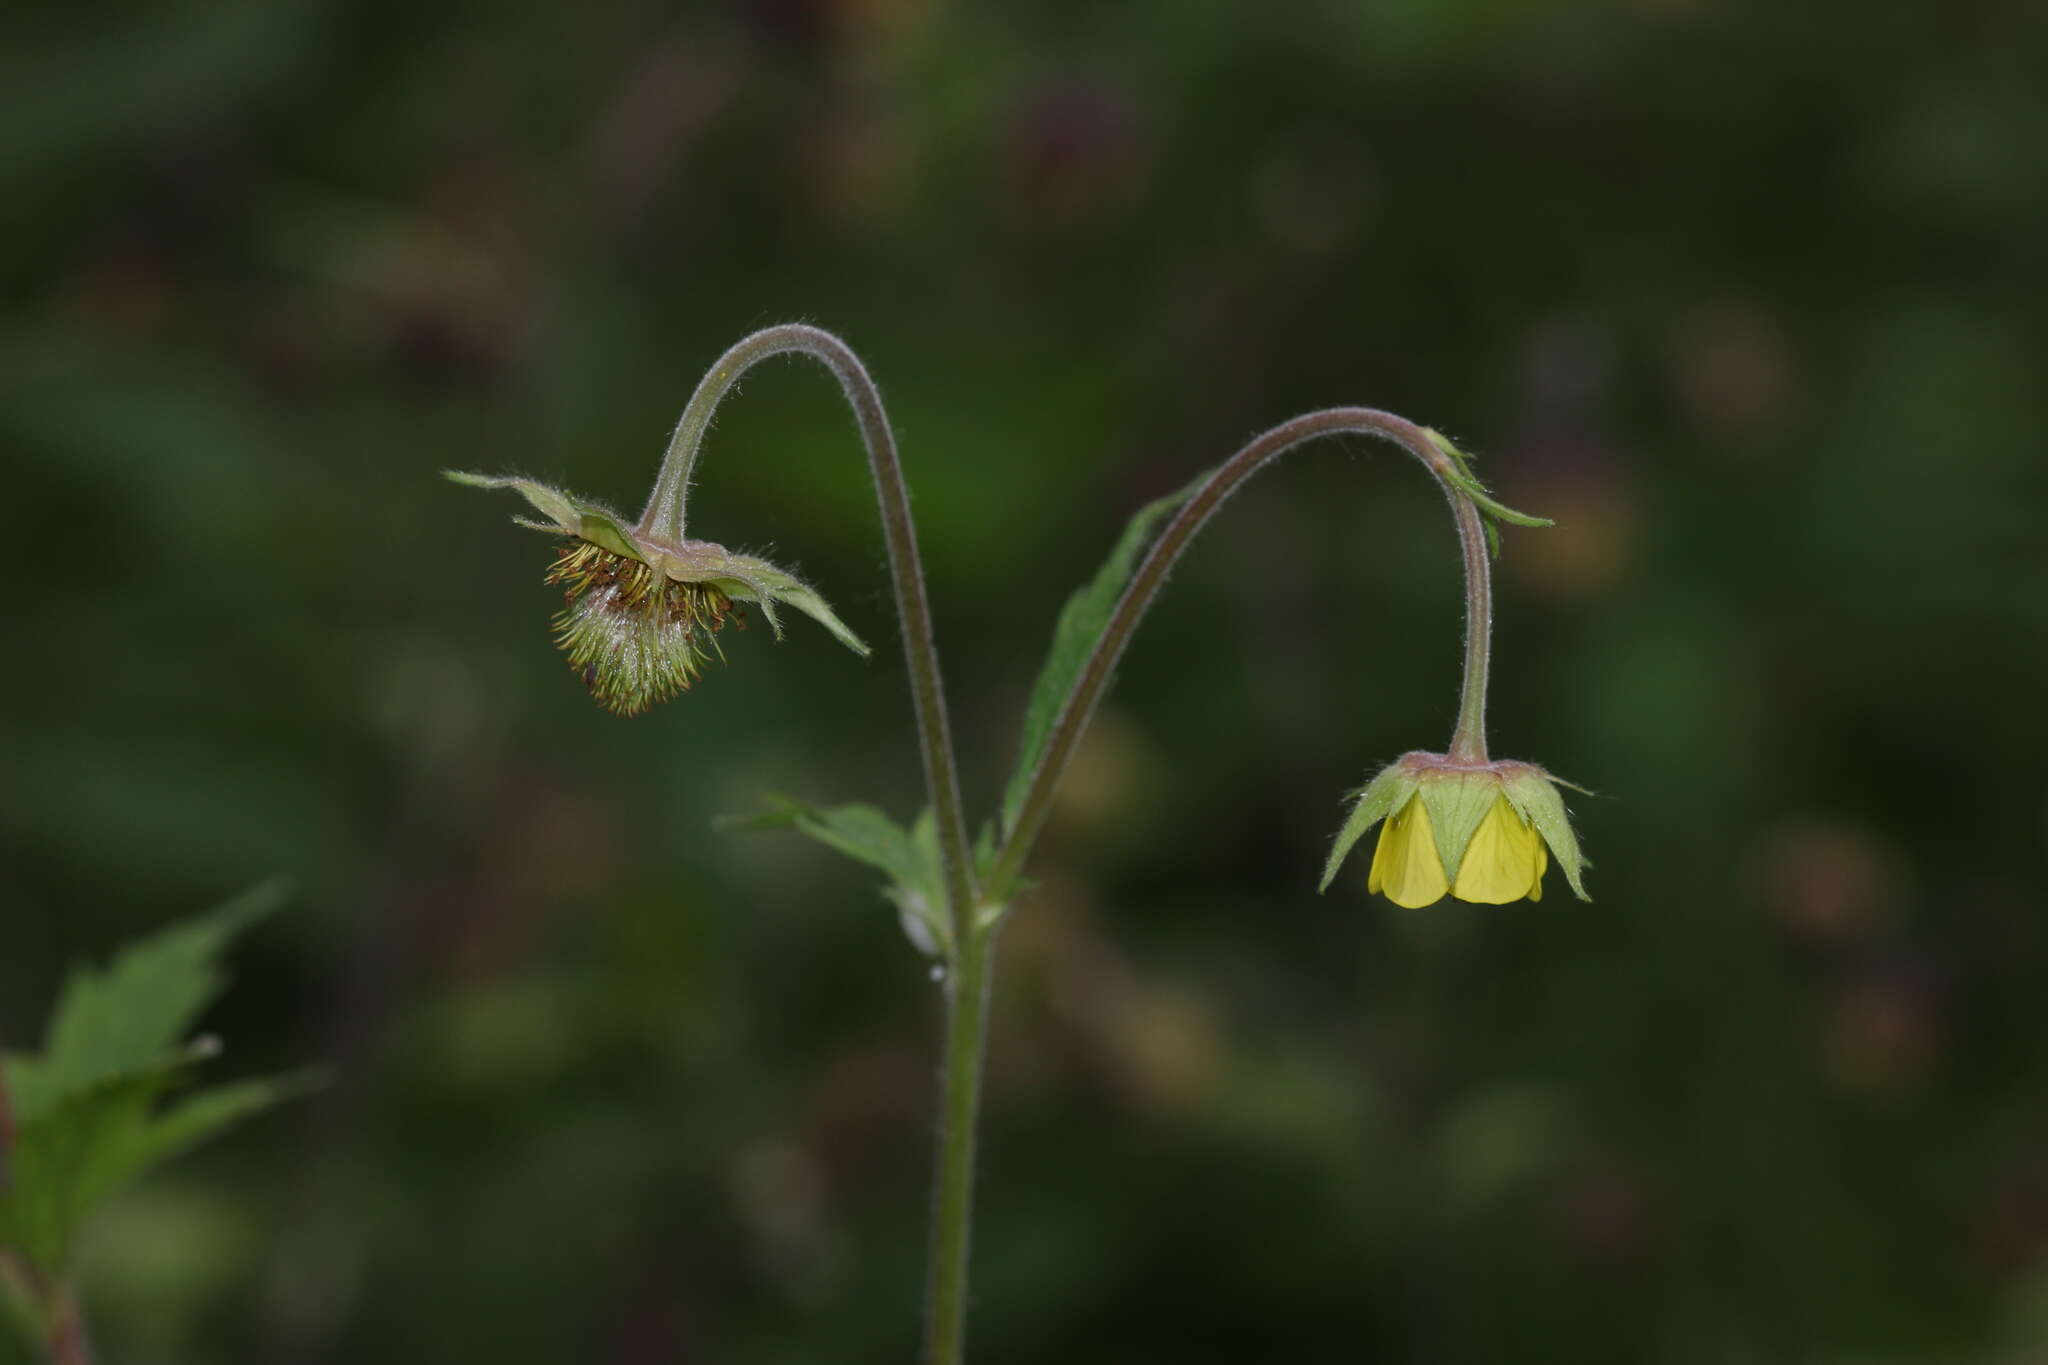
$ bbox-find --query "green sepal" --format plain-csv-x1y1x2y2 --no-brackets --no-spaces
1456,481,1556,531
1423,432,1555,532
1319,764,1419,893
446,471,648,562
695,551,870,658
731,797,950,957
1500,768,1592,901
576,511,645,563
1415,769,1504,887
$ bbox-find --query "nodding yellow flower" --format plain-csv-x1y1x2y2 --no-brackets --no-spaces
1322,751,1588,907
446,471,868,716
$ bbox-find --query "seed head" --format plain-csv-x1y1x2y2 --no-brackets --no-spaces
447,470,869,715
546,541,751,715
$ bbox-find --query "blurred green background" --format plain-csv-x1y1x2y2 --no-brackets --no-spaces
5,0,2047,1360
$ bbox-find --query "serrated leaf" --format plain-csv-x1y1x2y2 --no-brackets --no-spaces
0,1053,312,1278
24,880,287,1120
124,1070,321,1186
0,1047,202,1273
999,470,1207,839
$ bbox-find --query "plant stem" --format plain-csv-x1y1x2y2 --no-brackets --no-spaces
639,325,980,926
923,916,998,1365
643,327,997,1364
1444,484,1493,764
986,407,1484,896
46,1287,93,1365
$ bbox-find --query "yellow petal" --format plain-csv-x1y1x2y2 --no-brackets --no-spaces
1450,797,1543,904
1368,796,1450,908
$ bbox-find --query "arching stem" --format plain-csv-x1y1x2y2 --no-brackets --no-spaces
649,341,1494,1365
986,407,1492,899
640,325,979,930
642,327,991,1365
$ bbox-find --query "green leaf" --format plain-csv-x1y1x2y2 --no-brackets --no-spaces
20,880,287,1121
999,470,1207,839
886,810,949,958
0,887,313,1277
733,798,948,955
0,1046,198,1273
122,1070,321,1187
0,1053,312,1276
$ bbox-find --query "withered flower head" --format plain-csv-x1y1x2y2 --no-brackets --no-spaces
448,471,869,716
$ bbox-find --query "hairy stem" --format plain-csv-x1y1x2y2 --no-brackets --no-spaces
923,917,998,1365
639,325,979,928
987,407,1488,896
1445,488,1493,764
46,1288,93,1365
643,327,996,1364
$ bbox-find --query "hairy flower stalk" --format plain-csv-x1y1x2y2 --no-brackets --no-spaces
1315,434,1591,906
980,413,1587,909
1310,435,1597,908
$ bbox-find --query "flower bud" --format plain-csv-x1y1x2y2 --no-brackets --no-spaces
1320,751,1590,907
447,471,868,715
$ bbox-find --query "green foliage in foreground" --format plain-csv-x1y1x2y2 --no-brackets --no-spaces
0,883,313,1352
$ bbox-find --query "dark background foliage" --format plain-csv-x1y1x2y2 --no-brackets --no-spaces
5,1,2046,1360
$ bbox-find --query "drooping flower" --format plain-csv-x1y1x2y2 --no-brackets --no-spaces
1320,751,1589,907
447,471,868,715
